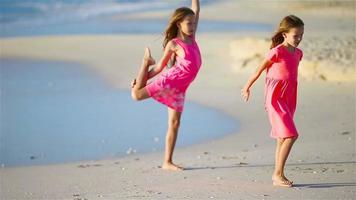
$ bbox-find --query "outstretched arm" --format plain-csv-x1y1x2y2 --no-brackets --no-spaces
147,41,177,79
191,0,200,35
241,59,272,102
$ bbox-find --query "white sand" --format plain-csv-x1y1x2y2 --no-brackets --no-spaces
1,1,355,199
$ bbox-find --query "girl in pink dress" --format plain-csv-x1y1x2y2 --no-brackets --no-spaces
241,15,304,187
131,0,201,171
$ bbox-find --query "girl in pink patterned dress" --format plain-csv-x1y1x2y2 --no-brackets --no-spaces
241,15,304,187
131,0,201,171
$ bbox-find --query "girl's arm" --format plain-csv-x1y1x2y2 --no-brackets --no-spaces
147,41,177,79
241,59,272,102
191,0,200,35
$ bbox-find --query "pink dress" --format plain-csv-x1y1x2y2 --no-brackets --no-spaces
265,44,303,139
145,37,202,112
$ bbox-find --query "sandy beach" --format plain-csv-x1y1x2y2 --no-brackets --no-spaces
1,0,355,199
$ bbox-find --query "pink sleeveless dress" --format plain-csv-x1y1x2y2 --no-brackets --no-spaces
265,44,303,139
145,37,202,112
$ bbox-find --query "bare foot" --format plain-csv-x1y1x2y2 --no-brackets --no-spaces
272,175,292,187
162,162,184,171
282,175,293,184
143,47,156,65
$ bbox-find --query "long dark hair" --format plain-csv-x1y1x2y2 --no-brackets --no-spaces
163,7,195,48
271,15,304,49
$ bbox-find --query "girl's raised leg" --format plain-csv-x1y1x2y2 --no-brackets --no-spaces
162,108,183,171
131,47,155,101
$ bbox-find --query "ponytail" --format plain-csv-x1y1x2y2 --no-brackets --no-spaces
270,32,285,49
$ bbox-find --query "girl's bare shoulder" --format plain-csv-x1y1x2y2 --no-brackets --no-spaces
165,39,180,52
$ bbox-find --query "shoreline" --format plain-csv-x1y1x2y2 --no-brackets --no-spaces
0,57,239,169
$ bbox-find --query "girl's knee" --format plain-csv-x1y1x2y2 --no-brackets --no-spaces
131,89,141,101
132,87,149,101
169,118,180,130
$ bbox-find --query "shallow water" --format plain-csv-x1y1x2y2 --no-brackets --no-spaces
0,59,238,167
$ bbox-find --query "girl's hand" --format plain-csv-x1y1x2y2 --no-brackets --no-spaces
241,88,250,102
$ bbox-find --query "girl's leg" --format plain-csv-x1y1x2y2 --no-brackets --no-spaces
273,137,297,187
162,108,183,171
274,138,284,177
274,139,292,182
131,47,155,101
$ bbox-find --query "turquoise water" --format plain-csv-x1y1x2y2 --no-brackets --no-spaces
0,59,238,167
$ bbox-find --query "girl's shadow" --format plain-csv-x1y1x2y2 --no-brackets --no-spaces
293,182,356,188
184,161,356,189
184,161,356,171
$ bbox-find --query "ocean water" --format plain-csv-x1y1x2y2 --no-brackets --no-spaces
0,59,238,167
0,0,271,37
